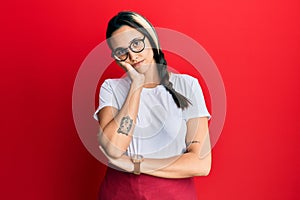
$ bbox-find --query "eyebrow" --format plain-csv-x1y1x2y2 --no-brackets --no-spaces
128,35,144,43
115,36,144,49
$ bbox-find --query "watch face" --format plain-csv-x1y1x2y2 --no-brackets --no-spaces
131,154,144,162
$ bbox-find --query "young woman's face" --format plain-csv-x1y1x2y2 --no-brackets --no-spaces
110,25,155,74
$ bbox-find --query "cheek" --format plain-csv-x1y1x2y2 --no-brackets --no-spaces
143,48,154,60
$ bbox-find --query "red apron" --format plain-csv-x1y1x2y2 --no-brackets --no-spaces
98,167,198,200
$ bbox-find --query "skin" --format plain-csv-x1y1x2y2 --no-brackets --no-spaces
108,25,160,87
97,25,211,178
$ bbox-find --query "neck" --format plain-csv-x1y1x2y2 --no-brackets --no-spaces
143,63,161,88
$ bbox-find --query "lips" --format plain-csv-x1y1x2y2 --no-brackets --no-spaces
132,60,144,68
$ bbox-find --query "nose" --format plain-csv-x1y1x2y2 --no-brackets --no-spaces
127,49,139,62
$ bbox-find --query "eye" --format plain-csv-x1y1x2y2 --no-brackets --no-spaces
131,40,142,48
114,48,127,56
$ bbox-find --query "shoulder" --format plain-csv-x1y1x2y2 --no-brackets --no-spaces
99,77,131,97
170,73,202,97
103,76,130,86
101,76,131,89
170,73,198,87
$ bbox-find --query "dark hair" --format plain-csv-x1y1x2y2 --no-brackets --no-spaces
106,11,191,109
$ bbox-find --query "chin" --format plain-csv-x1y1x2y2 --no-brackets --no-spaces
135,62,151,73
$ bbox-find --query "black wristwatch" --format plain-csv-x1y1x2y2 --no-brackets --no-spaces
131,154,144,175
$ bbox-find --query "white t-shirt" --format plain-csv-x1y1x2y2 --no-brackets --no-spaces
94,73,210,158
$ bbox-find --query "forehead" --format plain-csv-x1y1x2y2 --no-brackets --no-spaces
109,25,144,48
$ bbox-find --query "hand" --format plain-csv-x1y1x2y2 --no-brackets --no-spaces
119,61,145,90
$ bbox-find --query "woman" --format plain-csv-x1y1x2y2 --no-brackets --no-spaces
94,11,211,199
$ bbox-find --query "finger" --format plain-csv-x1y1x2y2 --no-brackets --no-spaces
119,61,134,72
119,62,141,79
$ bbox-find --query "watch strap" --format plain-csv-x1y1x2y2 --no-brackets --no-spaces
131,154,143,175
133,162,141,175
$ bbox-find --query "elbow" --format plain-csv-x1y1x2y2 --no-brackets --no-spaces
197,165,211,176
192,164,211,177
98,131,125,159
192,154,212,177
100,141,126,158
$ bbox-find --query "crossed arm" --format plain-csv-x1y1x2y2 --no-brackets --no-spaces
140,117,211,178
98,102,211,178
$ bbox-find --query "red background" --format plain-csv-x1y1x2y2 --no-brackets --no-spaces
1,0,300,199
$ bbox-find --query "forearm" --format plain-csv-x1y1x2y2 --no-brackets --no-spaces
142,124,212,179
100,85,142,158
98,145,133,172
141,152,211,178
104,151,211,178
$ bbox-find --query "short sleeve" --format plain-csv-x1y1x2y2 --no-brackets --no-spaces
93,80,118,121
183,78,211,121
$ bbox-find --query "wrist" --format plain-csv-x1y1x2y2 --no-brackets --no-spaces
130,77,145,90
131,154,144,175
130,82,144,93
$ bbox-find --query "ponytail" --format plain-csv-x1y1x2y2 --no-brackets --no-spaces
155,50,191,109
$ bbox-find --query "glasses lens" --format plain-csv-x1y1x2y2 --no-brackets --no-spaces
113,48,128,61
130,39,145,53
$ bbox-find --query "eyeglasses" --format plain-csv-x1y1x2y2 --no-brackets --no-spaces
111,35,146,61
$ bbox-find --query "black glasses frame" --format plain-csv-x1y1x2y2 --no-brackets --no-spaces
111,35,146,61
